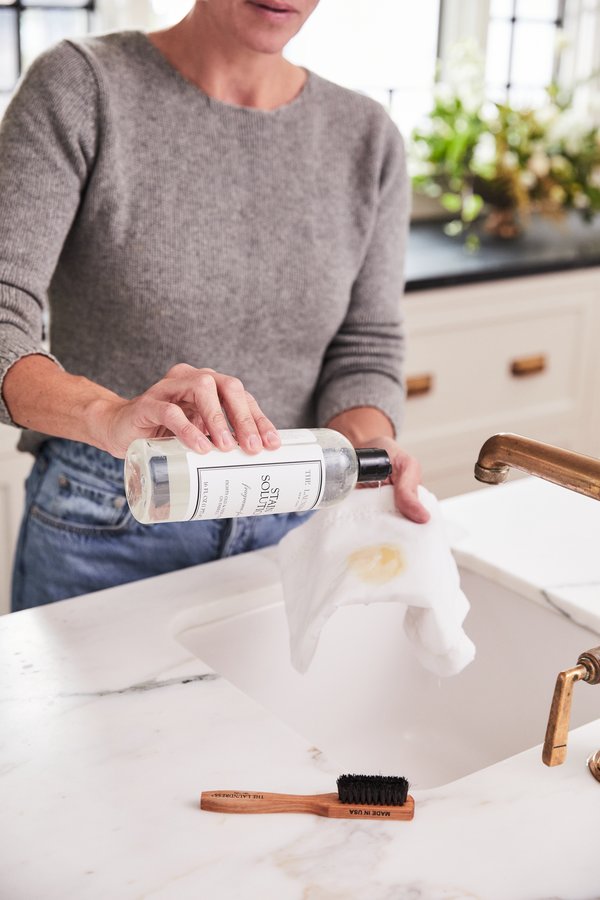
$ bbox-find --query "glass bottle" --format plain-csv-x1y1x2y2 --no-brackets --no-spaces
125,428,391,524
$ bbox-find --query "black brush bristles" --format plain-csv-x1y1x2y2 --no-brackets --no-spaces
336,774,409,807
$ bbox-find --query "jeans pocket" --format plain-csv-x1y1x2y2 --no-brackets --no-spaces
30,458,132,535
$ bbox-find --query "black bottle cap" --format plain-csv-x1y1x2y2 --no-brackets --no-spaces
356,448,392,483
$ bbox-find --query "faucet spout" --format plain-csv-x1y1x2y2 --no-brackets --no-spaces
474,433,600,500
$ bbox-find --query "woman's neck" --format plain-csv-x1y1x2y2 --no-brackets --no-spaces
147,8,307,110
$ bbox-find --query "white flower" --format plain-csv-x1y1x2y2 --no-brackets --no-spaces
480,101,500,125
535,104,559,128
573,192,590,209
445,39,485,114
589,166,600,189
528,151,551,178
472,132,496,168
502,151,519,170
434,83,454,105
547,108,595,154
520,170,537,189
408,158,435,178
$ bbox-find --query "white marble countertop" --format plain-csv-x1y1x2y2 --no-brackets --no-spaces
444,477,600,639
1,477,599,900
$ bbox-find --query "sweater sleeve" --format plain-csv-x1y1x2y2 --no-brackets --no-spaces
314,120,409,437
0,41,98,426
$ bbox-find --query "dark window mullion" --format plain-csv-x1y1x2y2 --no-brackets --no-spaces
16,3,22,76
505,0,518,99
435,0,445,71
553,0,568,83
8,0,95,79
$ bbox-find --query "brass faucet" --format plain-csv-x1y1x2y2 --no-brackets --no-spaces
474,433,600,781
474,432,600,499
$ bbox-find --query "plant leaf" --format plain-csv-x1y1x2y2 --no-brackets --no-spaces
462,193,484,222
441,192,462,212
443,219,464,236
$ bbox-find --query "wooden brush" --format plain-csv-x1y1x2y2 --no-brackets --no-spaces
200,774,414,821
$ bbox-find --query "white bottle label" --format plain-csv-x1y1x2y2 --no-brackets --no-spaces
183,436,325,520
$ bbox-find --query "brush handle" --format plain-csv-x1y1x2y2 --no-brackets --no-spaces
200,790,414,820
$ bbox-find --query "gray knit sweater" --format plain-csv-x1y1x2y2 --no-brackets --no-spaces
0,32,408,453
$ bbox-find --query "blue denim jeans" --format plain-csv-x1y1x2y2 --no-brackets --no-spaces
11,439,310,612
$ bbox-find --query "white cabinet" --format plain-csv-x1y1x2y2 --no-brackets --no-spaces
401,268,600,498
0,424,32,615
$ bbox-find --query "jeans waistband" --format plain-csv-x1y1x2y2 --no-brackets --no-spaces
41,439,125,486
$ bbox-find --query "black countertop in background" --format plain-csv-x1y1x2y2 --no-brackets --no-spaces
405,212,600,292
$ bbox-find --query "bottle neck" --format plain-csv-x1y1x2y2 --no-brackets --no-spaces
355,448,392,483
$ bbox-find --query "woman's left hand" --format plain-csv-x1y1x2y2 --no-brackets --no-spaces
358,434,430,523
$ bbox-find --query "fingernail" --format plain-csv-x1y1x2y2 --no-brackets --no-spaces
221,430,235,448
266,430,280,446
247,434,260,451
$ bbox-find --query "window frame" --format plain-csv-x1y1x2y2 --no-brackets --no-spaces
438,0,600,107
0,0,95,88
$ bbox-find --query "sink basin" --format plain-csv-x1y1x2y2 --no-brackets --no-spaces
174,568,600,789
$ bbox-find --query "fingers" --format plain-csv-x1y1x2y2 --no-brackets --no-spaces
391,452,430,524
352,434,429,524
139,398,213,453
149,368,279,453
233,389,281,451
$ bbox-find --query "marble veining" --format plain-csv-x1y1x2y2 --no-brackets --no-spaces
59,671,219,698
1,477,600,899
538,585,600,629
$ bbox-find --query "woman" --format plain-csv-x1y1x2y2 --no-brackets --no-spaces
0,0,429,611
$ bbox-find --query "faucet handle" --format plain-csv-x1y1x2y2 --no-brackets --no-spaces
542,646,600,767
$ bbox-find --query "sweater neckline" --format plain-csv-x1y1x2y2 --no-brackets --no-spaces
135,31,313,117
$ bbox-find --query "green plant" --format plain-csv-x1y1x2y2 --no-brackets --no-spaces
410,42,600,247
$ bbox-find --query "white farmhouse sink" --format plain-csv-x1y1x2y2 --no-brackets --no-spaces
174,568,600,789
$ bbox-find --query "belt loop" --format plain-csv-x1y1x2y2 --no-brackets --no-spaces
220,518,238,558
220,516,256,558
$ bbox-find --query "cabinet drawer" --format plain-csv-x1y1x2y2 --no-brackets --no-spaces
403,305,584,438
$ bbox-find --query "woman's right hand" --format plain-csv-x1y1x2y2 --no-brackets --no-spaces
97,364,281,459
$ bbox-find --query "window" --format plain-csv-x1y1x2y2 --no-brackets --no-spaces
561,0,600,111
284,0,441,138
284,0,600,134
485,0,567,107
0,0,94,115
149,0,192,26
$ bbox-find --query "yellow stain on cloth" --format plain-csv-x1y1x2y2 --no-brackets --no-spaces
347,543,406,584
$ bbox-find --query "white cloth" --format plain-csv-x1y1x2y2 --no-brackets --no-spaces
277,485,475,677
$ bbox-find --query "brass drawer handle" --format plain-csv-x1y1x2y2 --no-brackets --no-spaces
406,374,434,398
510,354,547,377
